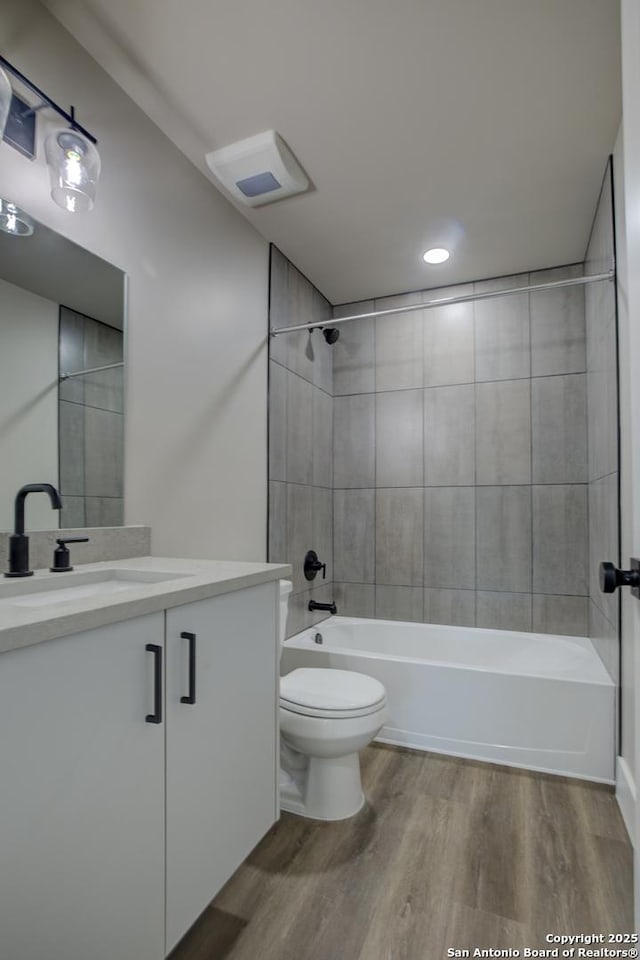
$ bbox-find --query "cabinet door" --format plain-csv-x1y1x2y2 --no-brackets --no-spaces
165,582,278,953
0,614,165,960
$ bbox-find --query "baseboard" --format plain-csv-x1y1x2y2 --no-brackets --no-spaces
616,755,636,845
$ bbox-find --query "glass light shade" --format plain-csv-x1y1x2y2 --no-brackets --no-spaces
45,128,101,213
0,66,12,140
0,199,34,237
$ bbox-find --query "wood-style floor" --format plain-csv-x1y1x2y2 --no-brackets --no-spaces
171,745,633,960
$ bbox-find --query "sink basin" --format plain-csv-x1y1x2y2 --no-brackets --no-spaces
0,568,190,608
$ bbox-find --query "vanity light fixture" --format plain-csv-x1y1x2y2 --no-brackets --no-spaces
422,247,451,264
0,54,100,213
0,199,34,236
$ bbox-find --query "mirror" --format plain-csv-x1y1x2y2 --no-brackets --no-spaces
0,210,125,531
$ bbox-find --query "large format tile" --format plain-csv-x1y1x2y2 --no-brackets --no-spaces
286,371,313,485
83,316,122,368
376,488,424,586
424,384,475,486
423,284,475,386
587,311,618,483
332,302,375,395
268,481,287,564
59,307,85,403
424,487,475,589
333,489,375,583
375,292,423,391
312,487,333,583
85,497,124,527
376,389,423,487
285,265,315,382
333,394,375,488
312,388,333,488
333,582,375,619
589,472,620,627
423,588,476,627
311,287,333,395
476,487,532,593
474,274,530,382
375,585,424,622
532,595,589,637
59,400,85,496
59,495,85,529
84,408,124,498
268,360,287,482
530,266,586,376
83,366,124,416
532,485,588,595
476,592,532,632
476,380,531,484
83,318,124,412
286,483,313,594
532,374,587,484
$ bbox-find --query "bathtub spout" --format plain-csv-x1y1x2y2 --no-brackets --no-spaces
309,600,337,615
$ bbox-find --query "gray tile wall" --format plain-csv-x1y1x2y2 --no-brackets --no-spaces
585,163,619,680
270,239,616,646
268,247,335,637
331,264,590,635
59,308,124,528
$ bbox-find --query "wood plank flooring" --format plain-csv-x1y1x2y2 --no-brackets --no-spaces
170,745,633,960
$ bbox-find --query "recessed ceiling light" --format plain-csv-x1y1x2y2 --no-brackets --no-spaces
423,247,450,264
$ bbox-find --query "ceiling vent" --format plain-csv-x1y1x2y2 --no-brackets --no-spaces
205,130,309,207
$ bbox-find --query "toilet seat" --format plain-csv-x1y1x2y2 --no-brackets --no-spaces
280,668,386,719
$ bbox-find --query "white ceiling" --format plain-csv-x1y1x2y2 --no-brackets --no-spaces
45,0,621,304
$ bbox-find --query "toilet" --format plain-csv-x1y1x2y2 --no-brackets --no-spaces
278,581,388,820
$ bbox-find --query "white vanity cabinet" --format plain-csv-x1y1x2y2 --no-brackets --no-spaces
165,582,278,952
0,578,279,960
0,612,167,960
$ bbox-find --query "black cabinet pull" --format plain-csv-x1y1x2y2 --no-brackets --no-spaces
145,643,162,724
180,632,196,705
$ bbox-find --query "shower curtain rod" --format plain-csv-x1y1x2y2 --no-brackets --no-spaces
269,270,615,337
60,361,124,381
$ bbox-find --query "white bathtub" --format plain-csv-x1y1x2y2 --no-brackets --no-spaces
282,617,616,783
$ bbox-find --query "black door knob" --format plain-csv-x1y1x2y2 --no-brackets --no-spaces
600,561,640,594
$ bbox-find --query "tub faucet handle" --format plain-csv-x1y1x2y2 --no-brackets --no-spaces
304,550,326,581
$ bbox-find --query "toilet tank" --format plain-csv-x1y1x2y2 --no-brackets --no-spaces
279,580,293,645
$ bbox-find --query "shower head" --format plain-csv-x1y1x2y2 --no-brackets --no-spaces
322,327,340,345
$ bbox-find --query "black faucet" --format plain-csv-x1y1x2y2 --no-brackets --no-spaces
309,599,337,615
5,483,63,578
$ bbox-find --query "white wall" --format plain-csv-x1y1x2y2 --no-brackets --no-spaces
0,278,59,531
0,0,269,561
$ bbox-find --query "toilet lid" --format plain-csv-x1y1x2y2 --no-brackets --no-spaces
280,668,386,713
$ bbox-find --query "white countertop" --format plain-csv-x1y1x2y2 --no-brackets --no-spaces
0,556,291,655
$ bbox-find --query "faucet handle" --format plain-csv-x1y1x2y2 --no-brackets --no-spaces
50,537,90,573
